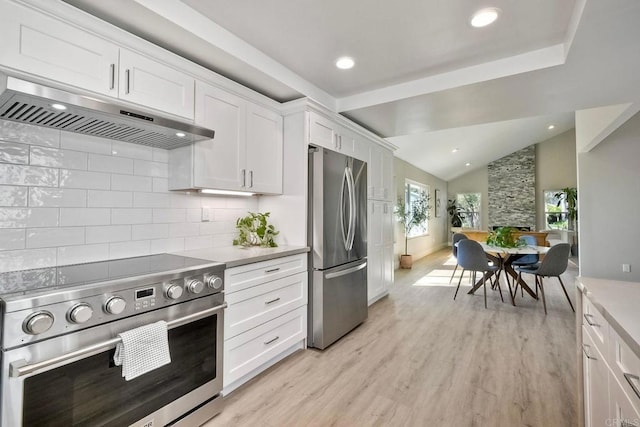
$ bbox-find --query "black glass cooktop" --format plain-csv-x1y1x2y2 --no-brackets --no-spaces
0,254,217,296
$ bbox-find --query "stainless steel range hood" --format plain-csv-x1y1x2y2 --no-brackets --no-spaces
0,75,214,149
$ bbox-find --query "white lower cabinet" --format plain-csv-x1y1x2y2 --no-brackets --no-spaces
223,254,308,394
367,200,393,305
582,291,640,427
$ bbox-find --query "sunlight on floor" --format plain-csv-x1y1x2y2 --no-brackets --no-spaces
411,268,473,287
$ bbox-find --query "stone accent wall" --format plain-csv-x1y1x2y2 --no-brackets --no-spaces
488,146,535,229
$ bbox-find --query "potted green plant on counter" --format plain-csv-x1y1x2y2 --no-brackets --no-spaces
233,212,279,248
394,191,430,269
485,227,526,248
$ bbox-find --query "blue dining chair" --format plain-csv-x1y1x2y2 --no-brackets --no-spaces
449,233,469,284
513,243,573,315
510,235,539,296
454,239,503,308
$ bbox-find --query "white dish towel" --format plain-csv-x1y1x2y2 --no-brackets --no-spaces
113,320,171,381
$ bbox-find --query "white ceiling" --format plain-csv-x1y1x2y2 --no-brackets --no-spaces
62,0,640,181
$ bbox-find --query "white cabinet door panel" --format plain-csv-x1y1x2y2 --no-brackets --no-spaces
309,112,335,150
583,326,611,427
246,103,283,194
0,1,118,97
119,49,194,119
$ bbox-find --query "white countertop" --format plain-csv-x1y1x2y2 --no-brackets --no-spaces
171,245,309,268
577,276,640,358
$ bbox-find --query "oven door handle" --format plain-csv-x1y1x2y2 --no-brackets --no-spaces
9,302,227,378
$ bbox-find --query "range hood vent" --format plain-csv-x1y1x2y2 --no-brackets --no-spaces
0,76,214,150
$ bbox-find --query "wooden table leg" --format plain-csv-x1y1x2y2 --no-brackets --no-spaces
467,271,495,294
503,262,538,300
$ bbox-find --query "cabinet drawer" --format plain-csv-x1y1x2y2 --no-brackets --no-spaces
583,295,609,358
225,254,307,294
224,306,306,387
225,272,307,339
609,328,640,413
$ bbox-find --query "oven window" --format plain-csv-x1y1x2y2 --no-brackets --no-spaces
23,315,218,427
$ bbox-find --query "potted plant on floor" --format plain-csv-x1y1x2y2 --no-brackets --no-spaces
394,190,430,269
447,199,464,228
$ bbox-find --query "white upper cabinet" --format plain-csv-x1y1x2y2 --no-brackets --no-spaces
169,82,282,194
0,1,194,119
0,0,119,97
369,144,394,201
118,49,194,119
308,111,354,156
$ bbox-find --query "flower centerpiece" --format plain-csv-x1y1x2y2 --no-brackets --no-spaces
485,227,526,248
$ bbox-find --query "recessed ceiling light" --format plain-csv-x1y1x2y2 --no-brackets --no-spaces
452,148,459,153
470,8,500,28
465,162,471,167
547,125,555,130
175,132,186,137
51,103,67,111
336,56,355,70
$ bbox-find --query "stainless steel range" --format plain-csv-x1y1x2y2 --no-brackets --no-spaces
0,254,226,427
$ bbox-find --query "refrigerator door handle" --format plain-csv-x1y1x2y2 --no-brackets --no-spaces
340,167,350,251
346,166,356,251
325,261,367,279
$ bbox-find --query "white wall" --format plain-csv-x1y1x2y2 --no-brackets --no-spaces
535,129,577,230
393,157,448,266
578,111,640,281
0,120,257,272
575,103,639,152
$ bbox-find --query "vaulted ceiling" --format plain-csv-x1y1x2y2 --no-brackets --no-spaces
63,0,640,180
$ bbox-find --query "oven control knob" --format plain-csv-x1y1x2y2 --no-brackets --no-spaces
165,284,183,300
68,303,93,324
23,311,54,335
207,275,223,290
187,279,204,294
104,296,127,315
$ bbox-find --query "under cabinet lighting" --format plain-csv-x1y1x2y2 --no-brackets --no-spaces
51,103,67,110
175,132,186,137
200,189,256,197
471,8,500,28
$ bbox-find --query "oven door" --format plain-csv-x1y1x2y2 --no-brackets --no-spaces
1,293,225,427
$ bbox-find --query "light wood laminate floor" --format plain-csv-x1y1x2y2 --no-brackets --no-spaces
205,248,578,427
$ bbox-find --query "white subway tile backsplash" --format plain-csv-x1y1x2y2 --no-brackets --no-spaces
0,208,59,228
0,164,59,187
0,229,26,251
133,192,171,208
60,208,111,226
26,227,85,248
132,224,168,240
134,160,168,178
57,244,109,265
30,147,88,170
169,222,200,237
60,132,111,154
0,119,240,268
88,154,134,174
0,121,59,147
152,148,169,163
111,174,152,192
59,169,110,190
86,225,131,244
0,186,28,207
151,238,185,254
0,141,29,164
152,178,169,193
112,208,153,225
109,240,150,259
29,188,87,207
111,141,153,161
153,209,185,223
87,190,132,208
0,248,57,272
184,235,214,250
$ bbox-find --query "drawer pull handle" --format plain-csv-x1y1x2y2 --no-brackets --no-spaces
265,297,281,305
265,268,280,273
582,344,597,361
583,314,599,327
264,336,279,345
624,373,640,400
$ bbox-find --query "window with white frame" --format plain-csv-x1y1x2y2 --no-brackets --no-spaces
544,190,569,230
456,193,481,229
405,180,429,237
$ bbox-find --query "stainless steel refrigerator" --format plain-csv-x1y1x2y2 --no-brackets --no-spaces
308,146,367,350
